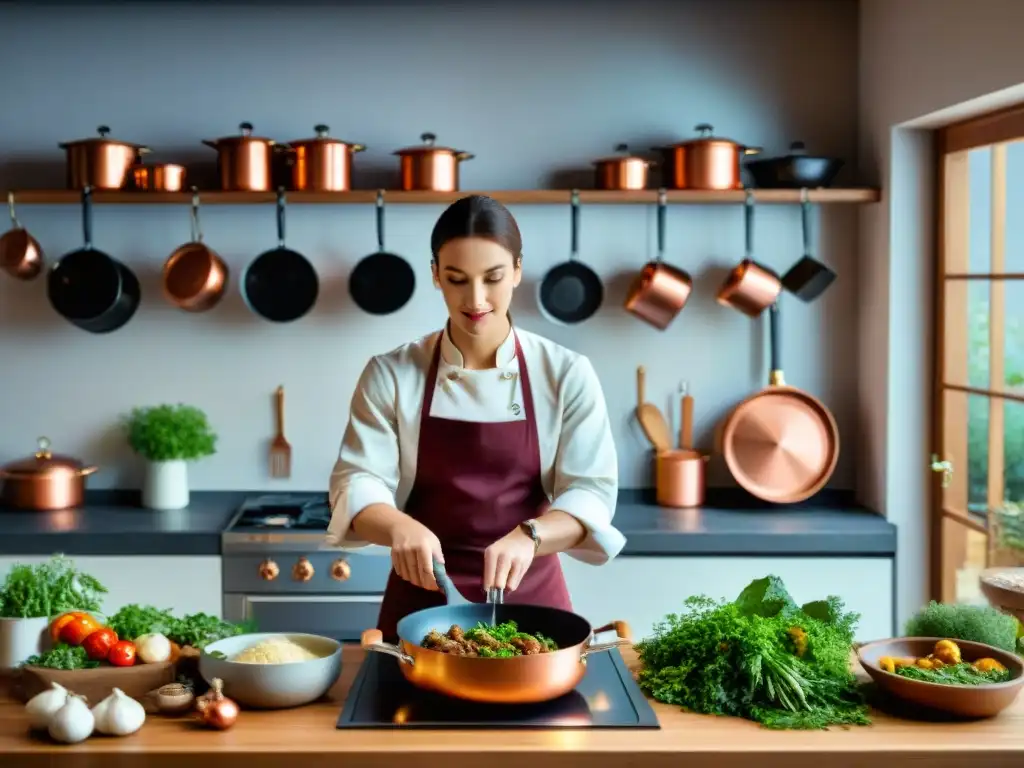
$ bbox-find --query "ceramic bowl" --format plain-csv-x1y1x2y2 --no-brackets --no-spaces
858,636,1024,718
199,632,342,709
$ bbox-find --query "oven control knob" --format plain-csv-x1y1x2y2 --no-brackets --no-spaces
292,556,315,582
258,559,280,581
330,558,351,582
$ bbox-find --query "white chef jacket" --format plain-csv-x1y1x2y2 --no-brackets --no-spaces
326,325,626,565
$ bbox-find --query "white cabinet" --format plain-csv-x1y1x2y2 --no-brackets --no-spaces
560,555,894,643
0,556,222,618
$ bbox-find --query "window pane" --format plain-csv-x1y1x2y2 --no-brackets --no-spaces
1004,280,1024,391
968,146,992,273
1004,398,1024,502
948,519,990,604
943,279,990,388
941,389,990,515
1005,140,1024,273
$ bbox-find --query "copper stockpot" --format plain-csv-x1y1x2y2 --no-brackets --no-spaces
656,449,708,508
162,190,228,312
286,124,366,192
394,132,474,192
0,437,98,511
203,122,276,192
131,162,186,192
60,126,149,190
658,123,761,191
593,143,654,190
624,189,692,329
0,192,44,281
717,189,781,317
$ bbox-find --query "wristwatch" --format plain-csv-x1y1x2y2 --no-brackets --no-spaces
520,519,541,554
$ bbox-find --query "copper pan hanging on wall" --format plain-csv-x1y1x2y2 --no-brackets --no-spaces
720,301,839,503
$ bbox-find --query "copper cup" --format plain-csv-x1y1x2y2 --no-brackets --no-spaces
132,163,187,192
655,449,707,508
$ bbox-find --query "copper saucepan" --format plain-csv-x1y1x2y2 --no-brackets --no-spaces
393,133,474,192
162,189,229,312
0,192,44,280
59,125,149,190
131,162,187,192
624,188,692,329
203,122,276,192
720,301,839,503
285,124,366,192
593,144,654,190
657,124,761,191
716,189,782,318
0,436,99,511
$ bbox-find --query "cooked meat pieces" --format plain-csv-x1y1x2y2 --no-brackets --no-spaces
510,636,542,655
420,622,557,657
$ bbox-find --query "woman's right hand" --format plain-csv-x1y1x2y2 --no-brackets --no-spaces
388,516,444,591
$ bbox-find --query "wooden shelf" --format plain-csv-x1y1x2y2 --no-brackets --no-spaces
3,188,881,206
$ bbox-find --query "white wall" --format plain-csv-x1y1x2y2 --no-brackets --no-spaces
858,0,1024,627
0,0,862,494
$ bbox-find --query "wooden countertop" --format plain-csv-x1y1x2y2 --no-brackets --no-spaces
1,646,1022,768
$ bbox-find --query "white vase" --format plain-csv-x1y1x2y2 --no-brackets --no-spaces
0,616,50,669
142,459,189,510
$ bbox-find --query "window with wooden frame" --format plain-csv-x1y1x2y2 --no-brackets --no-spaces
935,104,1024,605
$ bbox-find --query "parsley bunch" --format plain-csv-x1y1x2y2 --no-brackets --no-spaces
635,576,870,730
123,403,218,462
0,555,107,619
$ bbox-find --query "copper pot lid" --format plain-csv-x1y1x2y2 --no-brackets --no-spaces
59,125,149,151
288,124,365,150
663,123,746,150
0,436,97,478
204,122,276,147
593,143,651,165
393,132,471,157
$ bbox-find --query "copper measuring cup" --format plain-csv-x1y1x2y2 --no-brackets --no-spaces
162,189,229,312
781,188,837,302
624,188,693,329
716,189,781,318
0,192,44,280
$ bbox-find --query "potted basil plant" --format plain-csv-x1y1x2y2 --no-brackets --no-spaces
124,403,218,510
0,555,106,668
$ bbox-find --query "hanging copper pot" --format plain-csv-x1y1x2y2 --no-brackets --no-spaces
59,125,149,190
0,437,99,511
202,122,276,192
393,132,474,192
286,124,366,192
593,144,654,191
131,162,187,192
624,189,692,329
717,190,781,317
0,192,44,281
162,189,228,312
657,123,761,191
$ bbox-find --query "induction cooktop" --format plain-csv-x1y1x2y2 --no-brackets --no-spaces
336,649,659,729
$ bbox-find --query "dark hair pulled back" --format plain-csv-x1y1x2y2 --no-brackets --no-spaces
430,195,523,265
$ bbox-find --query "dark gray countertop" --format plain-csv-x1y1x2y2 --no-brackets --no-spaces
0,489,896,558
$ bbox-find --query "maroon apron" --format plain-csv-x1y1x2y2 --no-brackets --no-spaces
375,331,571,641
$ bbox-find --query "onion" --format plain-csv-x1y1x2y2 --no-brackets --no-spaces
195,678,239,730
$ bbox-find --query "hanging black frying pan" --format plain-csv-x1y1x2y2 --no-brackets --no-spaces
538,189,603,324
781,188,837,302
47,186,141,334
242,188,319,323
349,190,415,315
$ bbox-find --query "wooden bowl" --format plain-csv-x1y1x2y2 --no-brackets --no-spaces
858,637,1024,718
14,661,176,704
979,567,1024,623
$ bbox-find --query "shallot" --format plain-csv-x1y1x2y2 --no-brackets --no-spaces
195,678,239,730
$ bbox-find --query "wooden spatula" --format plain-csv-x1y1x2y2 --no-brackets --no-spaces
680,380,694,450
270,385,292,478
635,366,672,452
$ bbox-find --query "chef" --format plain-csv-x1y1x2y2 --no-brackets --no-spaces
327,194,625,640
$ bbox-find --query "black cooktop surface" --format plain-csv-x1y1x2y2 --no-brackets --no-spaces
230,493,330,530
336,649,659,729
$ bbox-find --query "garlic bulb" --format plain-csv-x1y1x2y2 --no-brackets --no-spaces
48,694,94,744
135,633,172,664
25,682,70,731
92,688,146,737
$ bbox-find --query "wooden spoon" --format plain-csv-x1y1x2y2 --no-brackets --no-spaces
635,366,672,452
680,380,694,450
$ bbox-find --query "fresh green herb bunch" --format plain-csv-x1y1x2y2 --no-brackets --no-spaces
124,403,218,462
635,576,870,731
0,554,107,619
904,601,1019,653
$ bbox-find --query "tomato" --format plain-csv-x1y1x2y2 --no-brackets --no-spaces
58,614,101,646
82,627,119,661
107,640,137,667
49,612,88,643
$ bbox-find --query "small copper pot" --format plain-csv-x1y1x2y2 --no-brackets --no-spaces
131,162,187,192
0,192,44,281
162,190,228,313
717,190,781,317
0,437,98,511
286,124,366,192
393,132,474,192
655,449,708,508
203,122,276,192
624,189,692,329
593,144,654,191
60,125,149,190
658,123,761,191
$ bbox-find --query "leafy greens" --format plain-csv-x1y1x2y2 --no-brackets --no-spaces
0,555,107,619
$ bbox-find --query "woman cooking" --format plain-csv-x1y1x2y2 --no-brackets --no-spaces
327,194,625,640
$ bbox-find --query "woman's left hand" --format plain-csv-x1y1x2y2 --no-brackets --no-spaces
483,526,535,592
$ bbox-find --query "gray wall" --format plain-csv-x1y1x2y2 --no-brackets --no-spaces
0,0,861,493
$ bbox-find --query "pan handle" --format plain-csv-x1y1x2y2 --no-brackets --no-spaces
655,188,667,262
768,301,784,385
800,187,811,258
743,188,754,260
81,186,93,251
7,191,20,229
569,189,579,260
580,620,633,661
275,187,286,247
375,189,386,251
360,629,415,666
190,187,203,244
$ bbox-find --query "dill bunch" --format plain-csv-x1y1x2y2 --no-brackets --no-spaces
635,576,870,730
